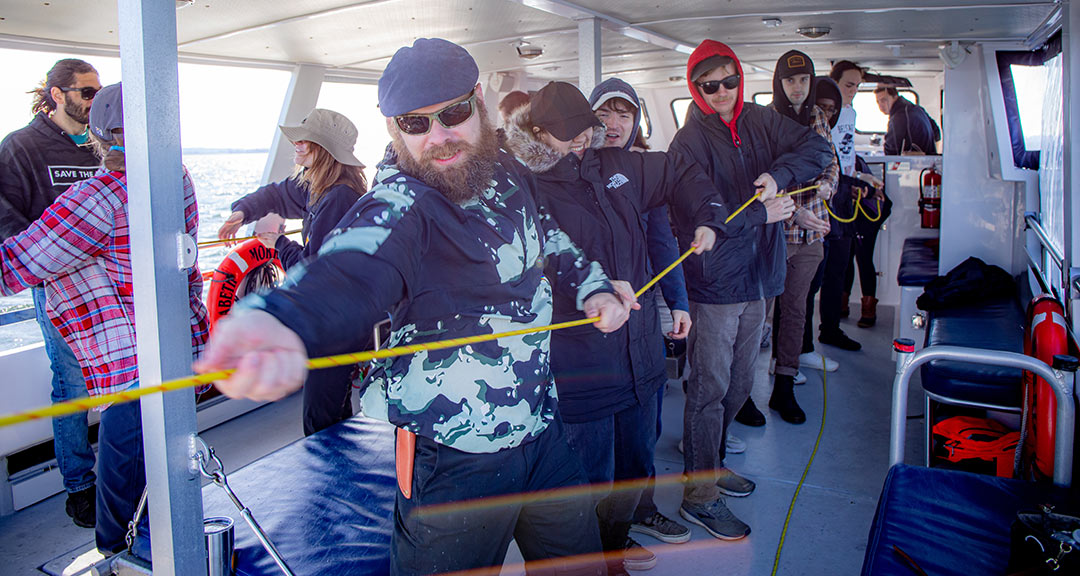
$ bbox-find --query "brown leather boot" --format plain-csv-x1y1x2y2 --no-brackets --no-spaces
840,292,850,318
857,296,878,328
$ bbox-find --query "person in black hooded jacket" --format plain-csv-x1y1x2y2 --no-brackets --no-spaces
505,81,790,574
669,39,832,541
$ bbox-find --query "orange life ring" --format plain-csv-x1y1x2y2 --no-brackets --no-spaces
206,239,284,330
1023,294,1067,480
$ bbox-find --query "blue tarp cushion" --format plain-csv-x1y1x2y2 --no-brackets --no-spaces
202,416,396,576
897,237,939,286
862,464,1079,575
921,299,1025,407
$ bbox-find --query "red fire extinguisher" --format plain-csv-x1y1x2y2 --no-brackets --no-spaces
919,165,941,229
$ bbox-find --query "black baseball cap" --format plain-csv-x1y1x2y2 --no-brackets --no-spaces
530,81,604,141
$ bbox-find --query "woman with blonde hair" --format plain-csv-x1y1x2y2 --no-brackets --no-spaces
218,108,367,435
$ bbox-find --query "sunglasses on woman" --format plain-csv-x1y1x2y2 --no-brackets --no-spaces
395,92,477,136
59,86,101,101
696,74,741,95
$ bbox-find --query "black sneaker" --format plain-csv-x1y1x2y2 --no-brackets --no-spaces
734,398,766,427
631,512,691,544
818,329,862,351
65,486,96,528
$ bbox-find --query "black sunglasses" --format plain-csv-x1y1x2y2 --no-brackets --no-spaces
59,86,101,101
395,92,477,136
696,74,740,95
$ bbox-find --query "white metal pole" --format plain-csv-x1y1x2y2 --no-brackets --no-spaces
261,64,326,185
116,1,206,574
1064,0,1080,315
578,17,601,97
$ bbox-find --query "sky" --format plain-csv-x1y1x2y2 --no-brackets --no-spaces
0,47,390,170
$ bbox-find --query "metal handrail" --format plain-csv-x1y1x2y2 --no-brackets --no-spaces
890,342,1076,487
0,307,36,327
1025,212,1065,268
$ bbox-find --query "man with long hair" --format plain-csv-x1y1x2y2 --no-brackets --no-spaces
198,38,635,575
0,58,103,528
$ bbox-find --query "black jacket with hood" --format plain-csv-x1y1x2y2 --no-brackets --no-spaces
670,40,834,304
884,96,941,155
505,106,755,422
0,113,100,240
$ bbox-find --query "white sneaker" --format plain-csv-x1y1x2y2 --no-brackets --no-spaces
725,434,746,454
799,350,839,372
794,371,807,385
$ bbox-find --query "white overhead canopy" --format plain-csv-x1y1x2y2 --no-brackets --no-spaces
0,0,1059,86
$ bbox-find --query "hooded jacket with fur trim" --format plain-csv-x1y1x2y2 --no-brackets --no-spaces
673,40,835,304
505,105,758,422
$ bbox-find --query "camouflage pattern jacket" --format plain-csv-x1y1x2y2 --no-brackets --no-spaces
248,151,612,454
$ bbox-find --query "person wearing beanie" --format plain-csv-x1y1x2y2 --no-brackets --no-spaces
218,108,368,437
766,50,843,425
198,38,635,576
0,83,210,559
669,40,832,541
588,77,694,549
505,80,774,574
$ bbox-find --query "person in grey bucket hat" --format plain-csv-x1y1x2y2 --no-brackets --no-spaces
218,107,368,437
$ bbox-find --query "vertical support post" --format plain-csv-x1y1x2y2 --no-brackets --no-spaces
889,338,916,468
578,17,602,96
262,64,326,185
116,1,206,574
1063,1,1080,317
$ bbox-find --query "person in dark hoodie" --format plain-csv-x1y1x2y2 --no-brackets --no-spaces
505,81,788,573
0,58,103,528
218,108,368,436
589,77,694,548
803,77,861,368
668,40,832,540
876,85,941,155
766,50,840,423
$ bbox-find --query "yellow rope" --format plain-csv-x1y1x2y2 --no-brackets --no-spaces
0,245,700,429
822,190,861,224
197,229,303,249
771,355,829,575
724,183,819,224
858,196,883,222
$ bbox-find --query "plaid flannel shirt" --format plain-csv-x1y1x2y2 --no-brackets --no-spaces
0,168,209,398
783,105,839,245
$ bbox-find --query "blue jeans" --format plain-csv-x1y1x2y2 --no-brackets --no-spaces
393,418,603,575
33,286,96,493
95,397,150,556
564,394,658,526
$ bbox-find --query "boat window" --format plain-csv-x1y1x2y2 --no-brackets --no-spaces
671,97,692,129
854,89,919,134
996,38,1062,170
315,82,385,183
638,98,652,141
1038,54,1065,259
753,92,773,106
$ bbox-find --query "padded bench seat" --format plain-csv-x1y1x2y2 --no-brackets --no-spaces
862,464,1078,575
897,237,939,287
921,298,1026,407
202,416,396,576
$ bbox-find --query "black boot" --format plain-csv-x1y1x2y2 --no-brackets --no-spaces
819,328,862,351
735,398,766,427
769,375,806,424
65,485,96,528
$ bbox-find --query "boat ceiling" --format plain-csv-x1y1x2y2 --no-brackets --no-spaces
0,0,1057,87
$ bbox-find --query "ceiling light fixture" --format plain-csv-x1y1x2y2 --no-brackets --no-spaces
515,41,543,60
796,26,831,39
762,17,782,28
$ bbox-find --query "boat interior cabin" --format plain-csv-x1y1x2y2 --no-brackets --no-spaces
0,1,1079,575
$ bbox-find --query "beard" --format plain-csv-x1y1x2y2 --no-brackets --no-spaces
392,108,500,204
64,97,91,125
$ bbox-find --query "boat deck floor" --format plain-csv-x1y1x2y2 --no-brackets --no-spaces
0,305,925,575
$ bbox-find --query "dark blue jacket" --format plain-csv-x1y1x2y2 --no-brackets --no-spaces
506,113,751,421
589,78,688,313
884,96,941,156
669,103,833,304
231,176,361,269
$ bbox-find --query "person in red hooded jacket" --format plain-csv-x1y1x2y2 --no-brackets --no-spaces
668,40,832,540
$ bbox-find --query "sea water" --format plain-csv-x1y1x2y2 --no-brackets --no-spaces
0,152,268,351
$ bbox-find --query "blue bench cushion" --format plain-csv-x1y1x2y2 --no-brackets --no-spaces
921,299,1025,407
202,416,396,576
897,237,939,287
862,464,1078,575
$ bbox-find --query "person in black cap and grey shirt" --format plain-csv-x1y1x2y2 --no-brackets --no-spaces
0,58,102,528
218,108,367,437
505,81,782,574
198,38,639,575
